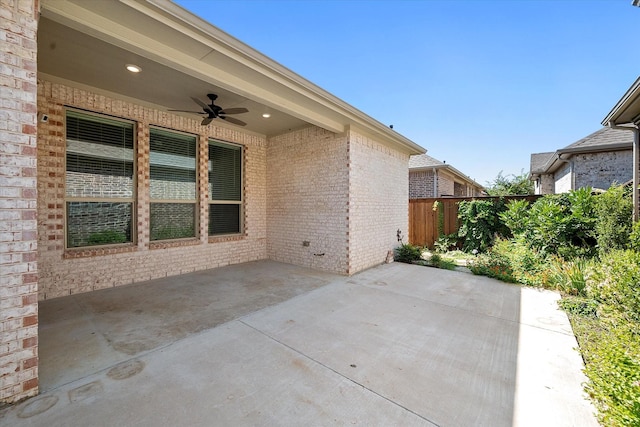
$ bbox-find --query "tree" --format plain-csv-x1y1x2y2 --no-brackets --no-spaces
485,170,534,196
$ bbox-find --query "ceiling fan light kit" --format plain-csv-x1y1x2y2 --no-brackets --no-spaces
168,94,249,126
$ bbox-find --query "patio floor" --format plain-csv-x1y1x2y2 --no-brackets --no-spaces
2,260,598,426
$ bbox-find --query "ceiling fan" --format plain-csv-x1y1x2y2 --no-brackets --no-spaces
169,94,248,126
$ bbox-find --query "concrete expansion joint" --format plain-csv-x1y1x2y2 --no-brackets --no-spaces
237,320,441,427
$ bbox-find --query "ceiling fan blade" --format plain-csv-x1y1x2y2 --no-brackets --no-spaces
220,116,246,126
191,97,213,113
219,107,248,115
201,117,214,126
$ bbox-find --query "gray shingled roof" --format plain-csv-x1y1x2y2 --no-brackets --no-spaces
530,152,554,174
530,127,633,176
409,154,484,189
408,154,444,169
562,127,632,151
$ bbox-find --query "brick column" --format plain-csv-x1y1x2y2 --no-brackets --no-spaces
0,0,40,404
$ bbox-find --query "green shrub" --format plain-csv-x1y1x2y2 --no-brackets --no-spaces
507,190,597,258
583,327,640,427
87,230,128,246
582,249,640,425
468,251,516,282
457,199,508,253
558,296,598,318
595,184,632,254
588,250,640,328
434,233,460,253
395,243,423,263
428,253,457,270
499,199,530,236
628,219,640,252
491,238,550,287
548,257,589,296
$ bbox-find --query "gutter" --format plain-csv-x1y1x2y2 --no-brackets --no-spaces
433,167,438,197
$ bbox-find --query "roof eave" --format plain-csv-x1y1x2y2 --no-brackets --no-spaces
410,164,483,189
41,0,425,154
558,142,632,155
602,76,640,126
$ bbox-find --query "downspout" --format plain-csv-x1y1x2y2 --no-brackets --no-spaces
609,121,640,222
432,167,438,197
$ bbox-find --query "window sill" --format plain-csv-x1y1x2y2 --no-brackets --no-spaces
208,234,245,243
149,238,201,250
64,244,137,259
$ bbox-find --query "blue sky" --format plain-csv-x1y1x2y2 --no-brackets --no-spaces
175,0,640,186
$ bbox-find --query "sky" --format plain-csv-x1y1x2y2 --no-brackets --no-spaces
175,0,640,187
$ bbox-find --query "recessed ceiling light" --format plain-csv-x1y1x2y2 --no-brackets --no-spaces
126,64,142,73
262,113,271,118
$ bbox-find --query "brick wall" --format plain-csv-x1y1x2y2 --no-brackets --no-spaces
409,170,435,198
348,130,409,274
573,150,632,190
0,0,39,404
37,80,268,299
438,171,455,196
266,126,349,273
554,163,572,193
535,174,555,195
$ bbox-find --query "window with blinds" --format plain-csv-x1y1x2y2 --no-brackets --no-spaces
150,128,197,241
209,141,243,235
65,110,135,248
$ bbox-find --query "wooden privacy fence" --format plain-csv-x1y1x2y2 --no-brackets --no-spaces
409,196,541,248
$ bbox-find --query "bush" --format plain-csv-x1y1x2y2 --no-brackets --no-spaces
428,253,457,270
434,233,460,253
548,257,589,296
395,243,423,263
628,216,640,252
490,238,550,287
580,249,640,425
468,251,516,282
499,199,530,236
583,327,640,427
457,199,508,253
588,250,640,328
503,189,597,258
595,184,632,254
558,296,598,318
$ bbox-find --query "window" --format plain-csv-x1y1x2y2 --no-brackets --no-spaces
149,128,197,240
208,141,243,235
65,110,135,248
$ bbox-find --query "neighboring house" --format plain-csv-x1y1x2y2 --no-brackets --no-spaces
602,75,640,220
529,127,633,195
0,0,425,403
409,154,484,198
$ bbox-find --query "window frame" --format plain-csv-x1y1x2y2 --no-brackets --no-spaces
208,139,244,237
64,108,137,250
149,126,199,242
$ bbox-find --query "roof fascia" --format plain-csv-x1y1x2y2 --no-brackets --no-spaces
558,142,632,155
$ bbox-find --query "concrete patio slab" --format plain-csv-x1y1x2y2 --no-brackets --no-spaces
0,261,598,426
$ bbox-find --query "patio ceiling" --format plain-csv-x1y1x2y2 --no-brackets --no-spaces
38,0,425,153
37,11,308,137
